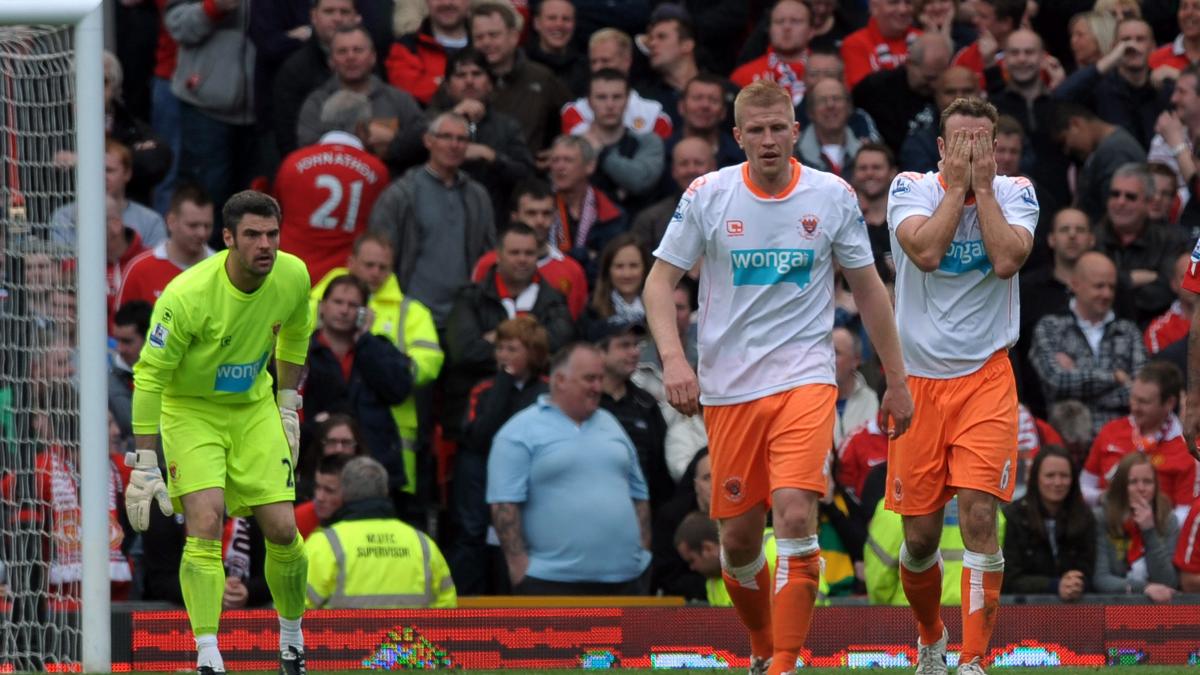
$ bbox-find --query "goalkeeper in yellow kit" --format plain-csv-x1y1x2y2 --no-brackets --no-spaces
126,191,314,675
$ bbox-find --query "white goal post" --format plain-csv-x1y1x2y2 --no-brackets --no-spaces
0,1,108,671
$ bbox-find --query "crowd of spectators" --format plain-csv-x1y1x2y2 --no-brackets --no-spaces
5,0,1200,608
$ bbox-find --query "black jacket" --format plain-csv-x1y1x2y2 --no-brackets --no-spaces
304,332,415,490
108,101,172,206
524,42,590,97
462,370,549,456
1002,495,1097,594
1092,219,1190,327
272,38,332,157
1053,65,1167,149
601,382,672,511
651,451,708,600
852,67,932,156
444,273,575,437
988,85,1071,206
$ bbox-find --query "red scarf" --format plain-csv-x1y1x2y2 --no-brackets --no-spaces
1122,518,1145,565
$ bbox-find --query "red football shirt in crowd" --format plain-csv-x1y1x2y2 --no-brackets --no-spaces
1144,300,1190,354
276,131,390,283
1084,415,1199,508
108,229,147,328
1175,496,1200,575
841,18,920,89
730,49,809,105
1150,35,1194,71
472,249,589,320
116,242,213,309
836,416,887,497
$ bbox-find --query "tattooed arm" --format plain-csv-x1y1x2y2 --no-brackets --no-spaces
490,502,530,584
634,500,651,550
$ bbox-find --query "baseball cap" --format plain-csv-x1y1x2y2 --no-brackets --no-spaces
587,316,648,344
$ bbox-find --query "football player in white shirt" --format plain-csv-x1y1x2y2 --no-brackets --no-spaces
643,80,913,675
887,97,1038,675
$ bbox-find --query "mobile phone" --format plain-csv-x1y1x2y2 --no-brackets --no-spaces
356,307,367,329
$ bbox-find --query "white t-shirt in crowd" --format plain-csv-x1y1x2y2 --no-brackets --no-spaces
654,158,875,406
887,171,1040,379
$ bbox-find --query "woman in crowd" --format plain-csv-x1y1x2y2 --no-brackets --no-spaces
449,315,551,595
1068,11,1117,70
1093,453,1180,602
1002,446,1096,600
580,233,651,335
295,413,367,501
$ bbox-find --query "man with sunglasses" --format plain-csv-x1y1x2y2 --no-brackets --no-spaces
1092,163,1190,326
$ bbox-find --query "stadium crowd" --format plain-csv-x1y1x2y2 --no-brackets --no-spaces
6,0,1200,610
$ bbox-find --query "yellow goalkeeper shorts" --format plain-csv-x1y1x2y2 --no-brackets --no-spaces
160,395,294,517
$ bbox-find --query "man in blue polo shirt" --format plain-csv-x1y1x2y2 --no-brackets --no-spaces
487,342,652,594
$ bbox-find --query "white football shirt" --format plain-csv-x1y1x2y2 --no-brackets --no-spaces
887,172,1040,378
654,159,875,405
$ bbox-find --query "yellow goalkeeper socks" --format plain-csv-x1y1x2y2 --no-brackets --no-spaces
180,537,225,637
265,533,308,623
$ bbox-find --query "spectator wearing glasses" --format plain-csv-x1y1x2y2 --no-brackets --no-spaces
368,112,496,328
296,413,366,503
1091,163,1189,326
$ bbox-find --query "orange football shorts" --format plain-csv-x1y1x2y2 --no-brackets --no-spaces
886,350,1018,516
703,384,836,519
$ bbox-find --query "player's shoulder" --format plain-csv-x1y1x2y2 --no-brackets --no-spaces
994,174,1038,199
162,251,222,295
799,164,857,198
889,171,937,196
274,251,313,286
685,165,737,199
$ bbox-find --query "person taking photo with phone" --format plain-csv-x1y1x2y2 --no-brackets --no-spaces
303,274,421,513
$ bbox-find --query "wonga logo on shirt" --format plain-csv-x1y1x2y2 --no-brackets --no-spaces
214,352,270,393
731,248,813,287
938,239,992,275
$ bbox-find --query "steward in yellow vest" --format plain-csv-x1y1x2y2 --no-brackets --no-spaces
305,457,456,608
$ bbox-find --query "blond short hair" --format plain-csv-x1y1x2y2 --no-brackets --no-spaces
589,28,632,56
733,80,794,128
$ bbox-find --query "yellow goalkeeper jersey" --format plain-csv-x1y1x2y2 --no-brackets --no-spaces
131,250,313,434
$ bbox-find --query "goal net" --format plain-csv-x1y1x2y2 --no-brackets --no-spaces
0,24,84,670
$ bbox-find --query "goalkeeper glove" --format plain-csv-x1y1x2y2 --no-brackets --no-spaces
124,449,173,532
278,388,302,464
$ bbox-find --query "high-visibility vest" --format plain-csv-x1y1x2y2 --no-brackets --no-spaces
864,497,1006,606
311,269,444,493
305,517,457,609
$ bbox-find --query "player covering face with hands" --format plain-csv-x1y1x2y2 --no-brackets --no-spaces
887,98,1038,675
125,190,315,675
644,80,912,675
